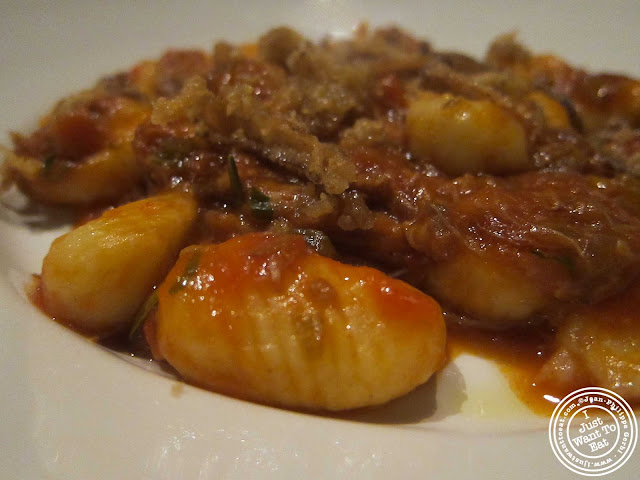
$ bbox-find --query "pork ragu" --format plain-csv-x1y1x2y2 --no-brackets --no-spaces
4,25,640,413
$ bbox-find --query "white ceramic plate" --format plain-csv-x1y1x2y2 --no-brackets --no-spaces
1,1,639,478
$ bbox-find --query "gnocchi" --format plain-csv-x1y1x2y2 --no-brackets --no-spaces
538,282,640,402
406,91,530,176
5,25,640,414
6,96,149,205
424,250,547,329
150,233,446,410
41,192,197,335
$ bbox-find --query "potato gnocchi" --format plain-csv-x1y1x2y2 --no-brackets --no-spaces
4,25,640,412
151,233,445,410
41,192,196,335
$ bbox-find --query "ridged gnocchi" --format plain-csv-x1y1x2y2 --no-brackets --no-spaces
8,24,640,415
149,233,446,411
41,192,197,335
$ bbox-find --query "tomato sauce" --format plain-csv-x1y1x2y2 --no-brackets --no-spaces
447,322,563,416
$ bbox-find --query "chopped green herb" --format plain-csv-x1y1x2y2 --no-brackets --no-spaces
249,187,274,221
128,291,158,340
227,155,244,204
169,248,202,294
226,156,273,219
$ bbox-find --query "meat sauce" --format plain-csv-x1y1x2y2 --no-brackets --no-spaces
6,25,640,414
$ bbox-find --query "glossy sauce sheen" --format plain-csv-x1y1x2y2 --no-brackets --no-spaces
156,234,443,334
35,258,629,417
447,324,560,415
10,26,640,414
151,232,446,410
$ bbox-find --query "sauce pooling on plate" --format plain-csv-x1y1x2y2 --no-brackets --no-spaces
6,25,640,413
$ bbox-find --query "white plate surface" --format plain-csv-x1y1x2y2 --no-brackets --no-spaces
1,1,639,478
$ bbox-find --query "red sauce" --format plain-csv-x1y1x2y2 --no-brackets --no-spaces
14,25,640,416
447,322,563,416
52,112,105,161
30,261,633,418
